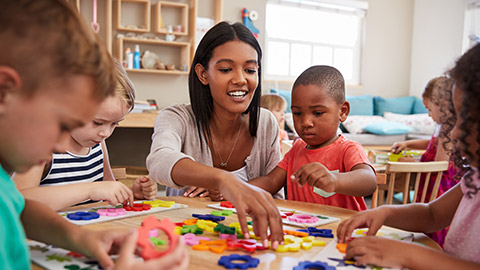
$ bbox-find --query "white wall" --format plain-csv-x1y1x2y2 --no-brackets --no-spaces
409,0,466,97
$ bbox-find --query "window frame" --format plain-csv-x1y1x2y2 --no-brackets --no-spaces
264,0,367,85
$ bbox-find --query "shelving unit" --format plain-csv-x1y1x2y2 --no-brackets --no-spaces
114,0,196,75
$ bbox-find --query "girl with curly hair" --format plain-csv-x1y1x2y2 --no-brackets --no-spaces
336,43,480,269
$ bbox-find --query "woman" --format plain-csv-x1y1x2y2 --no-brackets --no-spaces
146,21,283,248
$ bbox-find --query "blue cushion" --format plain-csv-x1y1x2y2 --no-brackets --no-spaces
347,95,374,115
269,88,292,113
373,96,416,116
412,97,428,114
364,121,413,135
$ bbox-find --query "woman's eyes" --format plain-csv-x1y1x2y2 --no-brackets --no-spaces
217,68,257,74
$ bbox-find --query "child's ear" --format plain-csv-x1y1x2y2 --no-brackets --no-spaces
0,66,22,110
339,100,350,122
194,63,209,86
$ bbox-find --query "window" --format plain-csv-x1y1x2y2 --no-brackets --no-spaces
463,0,480,53
265,0,368,85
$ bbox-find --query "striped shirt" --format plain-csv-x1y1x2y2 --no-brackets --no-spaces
41,144,104,186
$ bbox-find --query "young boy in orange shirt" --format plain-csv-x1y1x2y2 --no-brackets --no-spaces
251,65,376,211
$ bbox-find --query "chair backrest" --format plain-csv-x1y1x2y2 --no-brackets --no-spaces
112,167,127,180
370,161,449,208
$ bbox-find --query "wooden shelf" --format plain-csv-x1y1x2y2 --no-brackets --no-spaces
155,1,189,36
121,37,190,47
116,0,151,33
116,37,190,72
125,68,188,75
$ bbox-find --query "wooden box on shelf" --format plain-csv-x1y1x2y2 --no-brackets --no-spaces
116,37,190,75
116,0,151,33
155,1,189,36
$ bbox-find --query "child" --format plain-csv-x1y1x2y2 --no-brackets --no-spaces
0,1,187,269
13,60,157,211
261,94,289,144
391,76,461,247
336,44,480,269
251,65,377,211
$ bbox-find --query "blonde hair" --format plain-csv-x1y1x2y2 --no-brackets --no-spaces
113,59,135,112
260,94,287,111
0,0,115,101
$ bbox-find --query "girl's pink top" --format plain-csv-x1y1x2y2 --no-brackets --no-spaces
444,168,480,263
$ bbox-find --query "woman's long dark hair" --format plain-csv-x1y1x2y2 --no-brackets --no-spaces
188,21,262,149
449,43,480,198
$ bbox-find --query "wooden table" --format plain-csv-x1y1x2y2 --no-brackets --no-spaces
32,197,440,269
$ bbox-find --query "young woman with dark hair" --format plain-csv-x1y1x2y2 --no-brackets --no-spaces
147,21,284,248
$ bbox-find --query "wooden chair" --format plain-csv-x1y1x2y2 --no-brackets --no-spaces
112,167,127,180
371,161,449,208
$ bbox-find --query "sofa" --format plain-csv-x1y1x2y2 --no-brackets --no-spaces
271,89,436,146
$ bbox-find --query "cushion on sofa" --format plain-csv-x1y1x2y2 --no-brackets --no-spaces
342,115,386,134
412,97,428,114
384,112,436,135
269,88,292,113
364,121,413,135
347,95,374,115
373,96,416,116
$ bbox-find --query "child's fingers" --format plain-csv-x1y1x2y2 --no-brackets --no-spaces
115,229,138,265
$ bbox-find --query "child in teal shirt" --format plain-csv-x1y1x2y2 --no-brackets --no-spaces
0,1,188,269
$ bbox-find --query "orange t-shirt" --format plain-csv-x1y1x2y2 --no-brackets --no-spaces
277,135,373,211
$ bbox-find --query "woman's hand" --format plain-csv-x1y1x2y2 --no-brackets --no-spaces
336,207,389,243
132,176,158,200
183,186,209,198
207,189,224,201
216,172,283,249
89,182,134,206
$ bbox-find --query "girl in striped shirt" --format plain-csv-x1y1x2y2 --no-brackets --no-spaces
14,61,157,211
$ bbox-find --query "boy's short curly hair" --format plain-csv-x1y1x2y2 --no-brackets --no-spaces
0,0,115,100
292,65,345,104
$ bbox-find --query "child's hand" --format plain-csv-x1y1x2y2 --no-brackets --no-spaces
183,186,209,198
89,182,134,206
336,207,389,243
397,156,416,162
291,162,337,193
132,176,158,200
114,230,189,270
345,236,412,268
391,142,408,153
207,189,224,201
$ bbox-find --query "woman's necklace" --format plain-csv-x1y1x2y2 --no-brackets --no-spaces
211,122,243,168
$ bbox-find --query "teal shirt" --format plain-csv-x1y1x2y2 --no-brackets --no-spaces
0,167,30,269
